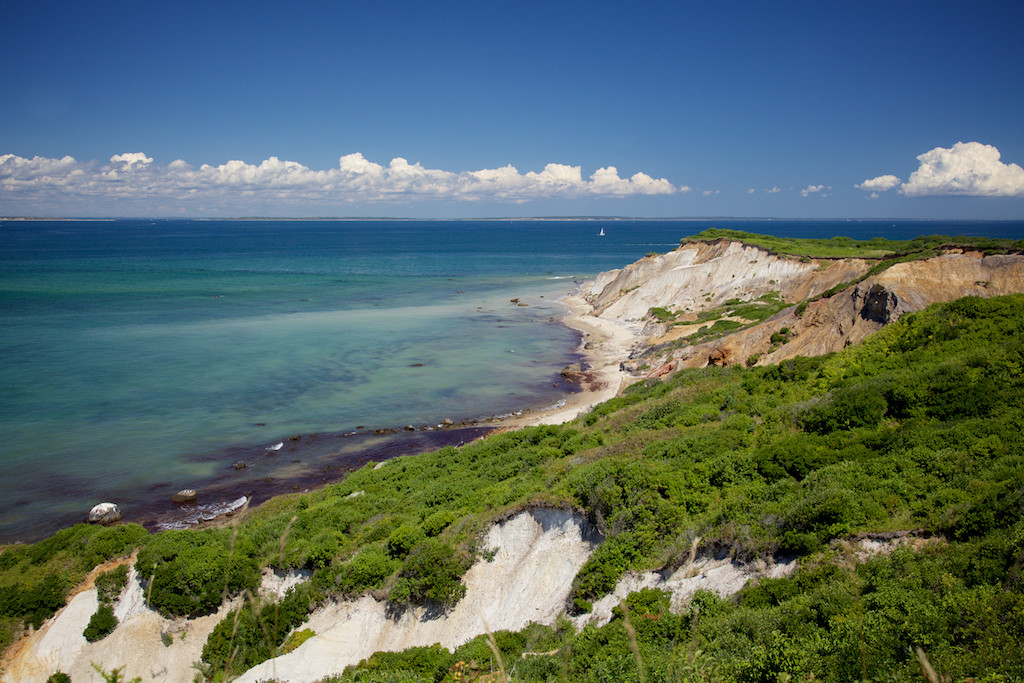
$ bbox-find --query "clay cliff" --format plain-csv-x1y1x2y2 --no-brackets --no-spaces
584,238,1024,377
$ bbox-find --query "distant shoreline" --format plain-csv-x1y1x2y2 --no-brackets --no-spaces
9,216,1020,223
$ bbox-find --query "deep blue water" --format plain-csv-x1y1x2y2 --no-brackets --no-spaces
1,218,1022,542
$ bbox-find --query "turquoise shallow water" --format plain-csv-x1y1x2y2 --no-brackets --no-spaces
2,218,1022,542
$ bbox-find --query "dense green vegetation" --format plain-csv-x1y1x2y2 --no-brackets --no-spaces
0,523,146,652
683,227,1024,259
83,565,129,642
3,291,1024,680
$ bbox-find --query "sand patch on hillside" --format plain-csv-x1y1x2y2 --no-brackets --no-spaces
237,509,598,683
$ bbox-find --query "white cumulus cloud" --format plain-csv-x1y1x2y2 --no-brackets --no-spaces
110,152,153,168
859,142,1024,198
0,152,678,212
856,174,902,192
901,142,1024,196
800,184,828,197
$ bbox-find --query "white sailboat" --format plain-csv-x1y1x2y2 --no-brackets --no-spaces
599,228,605,236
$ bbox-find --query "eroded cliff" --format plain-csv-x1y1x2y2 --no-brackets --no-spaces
584,239,1024,376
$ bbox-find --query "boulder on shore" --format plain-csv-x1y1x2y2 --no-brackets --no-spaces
172,489,198,504
87,502,121,524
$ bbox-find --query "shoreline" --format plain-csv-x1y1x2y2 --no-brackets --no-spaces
496,293,642,428
184,291,644,532
4,289,644,544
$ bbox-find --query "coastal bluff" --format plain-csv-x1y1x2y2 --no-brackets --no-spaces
4,510,802,683
581,237,1024,378
5,232,1024,682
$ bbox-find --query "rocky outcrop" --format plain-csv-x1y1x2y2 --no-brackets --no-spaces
586,242,1024,374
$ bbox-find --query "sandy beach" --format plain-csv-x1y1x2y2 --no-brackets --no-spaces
500,293,643,428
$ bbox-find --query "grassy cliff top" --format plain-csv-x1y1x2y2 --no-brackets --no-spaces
682,226,1024,259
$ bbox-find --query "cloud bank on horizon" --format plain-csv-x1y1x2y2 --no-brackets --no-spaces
859,142,1024,199
0,152,679,212
2,141,1022,216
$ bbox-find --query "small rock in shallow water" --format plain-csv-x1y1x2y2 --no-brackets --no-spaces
172,489,197,504
233,461,247,470
88,502,121,524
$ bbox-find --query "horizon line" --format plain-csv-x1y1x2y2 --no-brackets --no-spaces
4,215,1022,222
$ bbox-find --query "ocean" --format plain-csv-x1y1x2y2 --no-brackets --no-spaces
2,218,1022,542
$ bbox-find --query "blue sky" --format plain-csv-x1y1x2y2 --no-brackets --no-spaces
2,0,1023,218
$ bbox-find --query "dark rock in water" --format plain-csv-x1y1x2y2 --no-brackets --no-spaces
233,461,247,470
172,489,197,504
404,425,416,431
288,435,301,441
88,502,121,524
560,363,585,382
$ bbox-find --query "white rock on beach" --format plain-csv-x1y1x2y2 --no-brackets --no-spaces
87,502,121,524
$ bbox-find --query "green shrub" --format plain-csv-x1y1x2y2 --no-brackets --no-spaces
280,627,316,654
421,510,457,537
95,564,129,605
346,644,452,682
202,582,318,676
135,530,259,617
334,545,399,594
648,306,675,322
0,573,69,628
83,604,118,642
388,539,467,606
800,384,887,434
385,523,426,559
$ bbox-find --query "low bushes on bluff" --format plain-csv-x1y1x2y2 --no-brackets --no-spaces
5,294,1024,681
135,529,259,617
